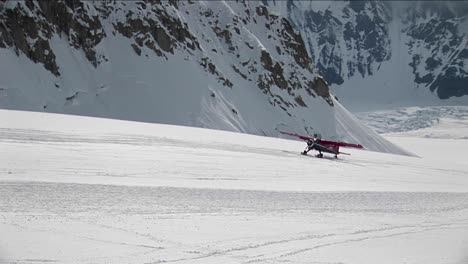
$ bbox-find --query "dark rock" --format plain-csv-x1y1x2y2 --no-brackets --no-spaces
294,95,307,107
131,43,142,56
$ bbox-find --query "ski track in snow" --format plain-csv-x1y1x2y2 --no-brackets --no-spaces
1,109,468,264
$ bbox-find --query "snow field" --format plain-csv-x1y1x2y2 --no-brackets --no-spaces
0,109,468,263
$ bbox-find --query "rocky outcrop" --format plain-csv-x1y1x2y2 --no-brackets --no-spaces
275,1,391,86
0,1,107,76
113,2,200,57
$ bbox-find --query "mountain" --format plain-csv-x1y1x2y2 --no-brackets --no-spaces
0,0,330,134
263,1,468,110
0,0,339,133
0,0,411,155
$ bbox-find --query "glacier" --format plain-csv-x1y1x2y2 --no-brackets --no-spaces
0,109,467,263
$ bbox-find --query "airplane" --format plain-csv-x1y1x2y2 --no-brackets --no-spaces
279,131,364,158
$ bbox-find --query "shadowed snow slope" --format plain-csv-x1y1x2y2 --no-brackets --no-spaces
333,97,415,156
1,110,468,263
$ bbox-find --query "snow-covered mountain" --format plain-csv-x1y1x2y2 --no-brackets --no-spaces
263,1,468,110
0,0,411,155
0,0,331,134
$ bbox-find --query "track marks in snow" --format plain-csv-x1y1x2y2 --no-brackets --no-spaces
0,128,295,160
1,182,467,263
2,110,468,263
244,222,468,263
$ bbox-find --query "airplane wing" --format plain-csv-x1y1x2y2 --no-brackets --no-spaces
279,131,313,141
319,139,364,149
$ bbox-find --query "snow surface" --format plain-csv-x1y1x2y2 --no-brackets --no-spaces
1,109,468,264
333,97,413,156
356,105,468,135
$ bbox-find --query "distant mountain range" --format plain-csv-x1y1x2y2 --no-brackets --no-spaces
263,1,468,110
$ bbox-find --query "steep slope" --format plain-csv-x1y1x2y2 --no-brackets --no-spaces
333,97,414,155
263,1,468,110
0,0,334,136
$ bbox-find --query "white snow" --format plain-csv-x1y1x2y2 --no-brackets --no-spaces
356,105,468,135
334,97,414,156
1,109,467,264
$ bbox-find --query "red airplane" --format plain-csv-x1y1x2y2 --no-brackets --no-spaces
279,131,364,158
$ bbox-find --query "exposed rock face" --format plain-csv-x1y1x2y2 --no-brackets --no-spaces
0,0,107,75
263,0,468,101
265,1,392,87
0,0,336,136
404,3,468,99
112,1,200,57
